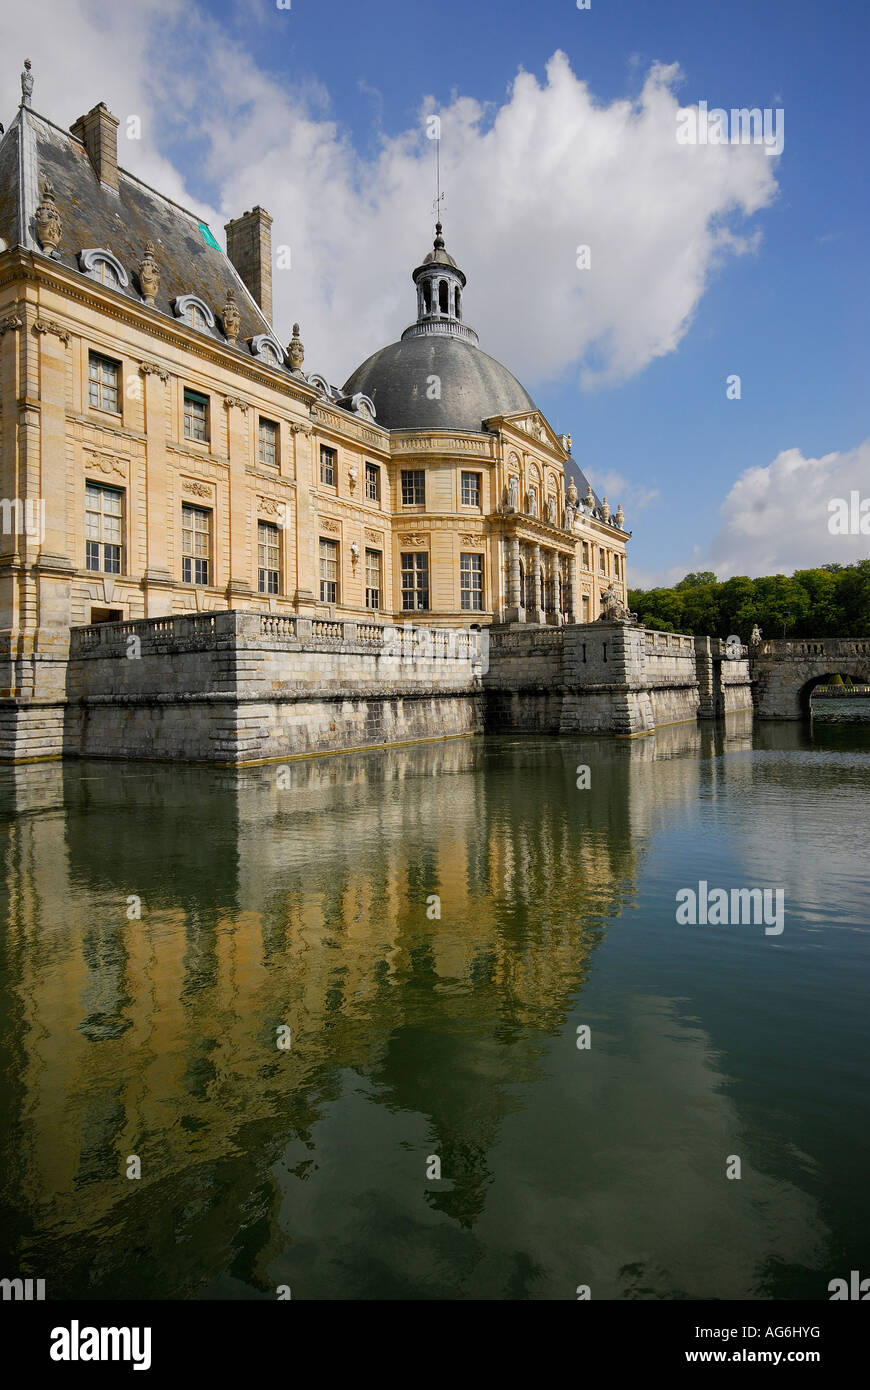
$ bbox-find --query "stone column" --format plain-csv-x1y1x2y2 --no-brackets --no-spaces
504,533,524,624
568,549,580,623
141,364,173,615
527,541,543,624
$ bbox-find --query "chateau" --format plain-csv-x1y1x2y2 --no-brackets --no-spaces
0,66,749,764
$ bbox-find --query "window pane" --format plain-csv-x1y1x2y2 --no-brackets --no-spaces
401,551,428,610
461,472,480,507
460,552,483,611
320,447,336,486
401,470,425,506
365,549,381,610
182,505,211,584
365,463,380,502
259,419,278,467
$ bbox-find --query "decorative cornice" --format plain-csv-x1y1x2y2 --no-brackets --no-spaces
0,314,24,335
139,361,169,382
33,318,70,345
392,434,492,455
223,394,249,412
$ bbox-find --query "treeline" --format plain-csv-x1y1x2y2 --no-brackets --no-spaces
627,562,870,639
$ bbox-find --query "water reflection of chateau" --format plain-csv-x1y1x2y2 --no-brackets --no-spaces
1,717,766,1295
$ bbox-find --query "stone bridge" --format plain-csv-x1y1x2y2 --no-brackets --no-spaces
750,638,870,718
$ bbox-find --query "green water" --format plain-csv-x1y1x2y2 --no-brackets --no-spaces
0,716,868,1301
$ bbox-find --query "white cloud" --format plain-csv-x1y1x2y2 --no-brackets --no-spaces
631,441,870,587
5,3,779,399
585,469,660,512
708,440,870,577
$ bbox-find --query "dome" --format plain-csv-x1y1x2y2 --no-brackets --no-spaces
342,334,537,432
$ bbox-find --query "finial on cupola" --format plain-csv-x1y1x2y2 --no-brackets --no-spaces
288,322,304,371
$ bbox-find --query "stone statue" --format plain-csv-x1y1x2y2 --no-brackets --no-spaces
222,288,241,343
21,59,33,107
547,496,557,525
139,241,160,306
598,582,633,622
528,488,538,517
288,322,304,371
750,623,763,644
35,179,61,253
508,475,519,510
565,503,575,531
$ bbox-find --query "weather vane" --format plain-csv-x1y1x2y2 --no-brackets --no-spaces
432,134,445,223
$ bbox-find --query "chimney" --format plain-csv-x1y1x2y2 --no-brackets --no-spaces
224,207,273,323
70,103,120,192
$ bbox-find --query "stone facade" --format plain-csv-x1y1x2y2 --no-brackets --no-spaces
0,88,631,763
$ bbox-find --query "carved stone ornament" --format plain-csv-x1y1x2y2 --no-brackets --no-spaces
547,496,558,525
84,449,127,479
399,534,427,546
507,475,519,510
585,483,595,511
320,518,340,534
616,503,625,529
289,422,311,436
223,395,249,412
182,480,213,498
138,240,160,305
364,528,381,544
257,495,284,516
0,314,24,335
460,534,484,546
21,59,33,106
35,179,62,253
567,478,578,506
139,361,169,382
598,582,632,622
222,289,241,343
33,318,70,345
288,322,304,372
601,496,610,523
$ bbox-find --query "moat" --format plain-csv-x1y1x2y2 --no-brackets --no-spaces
1,718,868,1300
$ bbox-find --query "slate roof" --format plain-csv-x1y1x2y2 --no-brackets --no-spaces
0,104,291,364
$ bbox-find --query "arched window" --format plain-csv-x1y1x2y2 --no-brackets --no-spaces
439,279,449,314
454,286,461,318
79,249,129,291
423,282,431,313
173,295,215,332
251,334,285,366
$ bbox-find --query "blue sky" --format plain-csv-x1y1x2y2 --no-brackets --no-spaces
8,0,868,583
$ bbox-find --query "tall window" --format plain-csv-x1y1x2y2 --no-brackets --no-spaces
320,446,336,486
401,469,425,506
85,484,123,574
259,417,278,467
460,552,483,611
461,471,481,507
582,594,590,621
258,521,280,594
599,547,607,575
582,541,590,570
88,352,120,413
182,504,211,585
319,537,338,603
614,554,621,581
365,462,380,503
365,549,382,610
401,552,429,610
184,389,209,443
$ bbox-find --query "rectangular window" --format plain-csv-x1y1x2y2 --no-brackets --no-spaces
85,483,124,573
319,537,338,603
582,541,590,569
184,389,209,443
614,554,621,580
365,462,380,503
320,446,336,486
461,471,481,507
401,469,425,507
258,520,280,594
88,352,120,414
401,552,429,611
365,549,382,610
599,548,607,574
181,503,211,585
460,552,483,611
582,594,590,621
258,417,278,468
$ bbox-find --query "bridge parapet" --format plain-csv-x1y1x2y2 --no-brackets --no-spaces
751,636,870,718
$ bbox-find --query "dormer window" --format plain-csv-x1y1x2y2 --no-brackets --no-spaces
250,334,285,367
173,295,215,332
79,249,129,291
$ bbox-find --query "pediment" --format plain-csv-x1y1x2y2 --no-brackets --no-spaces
489,410,567,457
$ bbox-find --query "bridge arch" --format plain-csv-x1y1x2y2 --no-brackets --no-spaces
750,640,870,719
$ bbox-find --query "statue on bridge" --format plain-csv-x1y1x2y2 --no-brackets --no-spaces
750,624,763,645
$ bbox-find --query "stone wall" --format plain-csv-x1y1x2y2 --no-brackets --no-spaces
12,611,485,765
485,621,705,737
